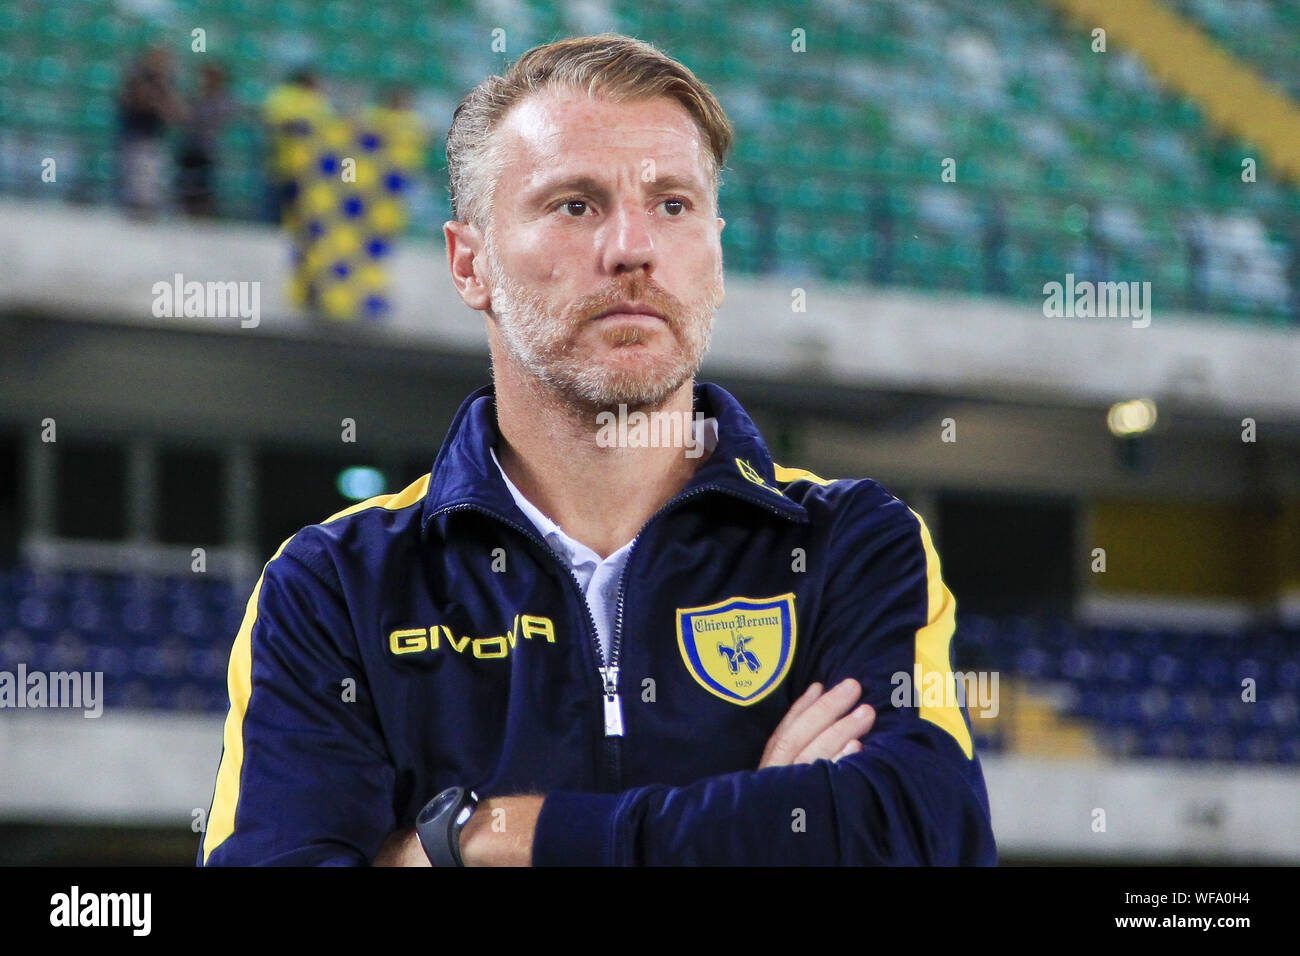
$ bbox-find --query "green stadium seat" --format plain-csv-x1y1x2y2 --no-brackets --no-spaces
0,0,1292,324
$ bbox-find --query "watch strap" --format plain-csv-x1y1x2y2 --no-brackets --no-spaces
416,787,478,867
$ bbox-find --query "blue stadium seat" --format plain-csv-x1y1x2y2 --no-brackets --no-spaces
1058,647,1097,682
1147,653,1186,686
1279,660,1300,693
88,643,131,679
1102,650,1139,688
0,628,35,668
17,593,62,632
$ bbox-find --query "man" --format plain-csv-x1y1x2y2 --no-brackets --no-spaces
177,62,237,218
117,45,188,218
200,35,996,866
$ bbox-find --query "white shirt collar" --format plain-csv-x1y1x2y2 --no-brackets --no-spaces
489,414,719,563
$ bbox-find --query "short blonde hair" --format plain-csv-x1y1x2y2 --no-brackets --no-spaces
446,34,734,230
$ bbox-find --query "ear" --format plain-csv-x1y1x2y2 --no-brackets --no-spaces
715,217,726,308
444,219,492,311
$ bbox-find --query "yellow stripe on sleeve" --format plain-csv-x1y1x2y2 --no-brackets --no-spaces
773,463,836,486
321,473,430,524
201,472,431,863
202,535,294,863
909,508,974,760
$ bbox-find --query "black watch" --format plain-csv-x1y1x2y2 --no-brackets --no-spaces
415,787,479,867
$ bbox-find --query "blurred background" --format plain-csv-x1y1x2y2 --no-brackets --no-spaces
1,0,1299,865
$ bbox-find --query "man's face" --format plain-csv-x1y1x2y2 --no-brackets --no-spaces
478,89,725,410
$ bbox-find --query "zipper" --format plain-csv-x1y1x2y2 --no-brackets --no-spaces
430,482,796,790
606,481,795,677
600,482,795,764
598,664,623,735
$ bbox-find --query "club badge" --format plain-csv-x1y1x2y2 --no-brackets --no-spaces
676,593,796,706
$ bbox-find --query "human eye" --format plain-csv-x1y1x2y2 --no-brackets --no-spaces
658,197,689,216
555,197,591,217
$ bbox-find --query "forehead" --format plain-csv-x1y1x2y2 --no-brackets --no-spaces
494,89,710,184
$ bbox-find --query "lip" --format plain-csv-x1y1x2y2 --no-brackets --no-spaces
593,303,665,321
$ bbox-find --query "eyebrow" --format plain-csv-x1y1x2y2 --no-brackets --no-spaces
650,173,708,195
524,171,707,208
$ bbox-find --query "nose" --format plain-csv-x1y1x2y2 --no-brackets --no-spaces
600,198,656,277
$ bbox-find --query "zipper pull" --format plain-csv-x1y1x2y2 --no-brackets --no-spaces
599,665,624,737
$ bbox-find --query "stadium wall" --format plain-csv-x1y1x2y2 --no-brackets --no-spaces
4,198,1300,419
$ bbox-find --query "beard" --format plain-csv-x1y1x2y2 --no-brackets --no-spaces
482,230,718,411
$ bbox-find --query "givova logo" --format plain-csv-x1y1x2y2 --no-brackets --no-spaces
389,613,557,660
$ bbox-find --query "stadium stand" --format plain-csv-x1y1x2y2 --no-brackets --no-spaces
2,562,1298,764
957,611,1300,763
1,0,1296,322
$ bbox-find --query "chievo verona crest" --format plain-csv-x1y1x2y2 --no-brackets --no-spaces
675,593,796,706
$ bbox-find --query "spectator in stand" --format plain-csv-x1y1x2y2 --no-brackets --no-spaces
357,84,431,232
116,45,188,219
177,62,237,218
262,68,333,224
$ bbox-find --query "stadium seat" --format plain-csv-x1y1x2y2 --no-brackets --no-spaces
0,0,1293,323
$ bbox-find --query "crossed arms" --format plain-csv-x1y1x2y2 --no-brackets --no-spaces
201,505,996,866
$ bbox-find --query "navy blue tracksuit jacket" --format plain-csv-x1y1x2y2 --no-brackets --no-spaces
200,382,997,865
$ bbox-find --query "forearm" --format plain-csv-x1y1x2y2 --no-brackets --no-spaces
461,795,544,867
374,795,544,867
533,729,995,866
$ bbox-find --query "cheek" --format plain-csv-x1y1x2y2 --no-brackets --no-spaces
686,223,722,269
501,225,566,279
530,239,577,284
686,243,723,295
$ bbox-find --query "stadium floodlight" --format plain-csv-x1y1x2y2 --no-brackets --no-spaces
336,466,387,500
1107,399,1158,437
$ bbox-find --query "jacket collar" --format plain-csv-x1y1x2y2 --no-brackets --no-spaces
420,382,808,541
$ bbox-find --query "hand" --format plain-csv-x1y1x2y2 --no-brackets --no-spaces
757,678,876,769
